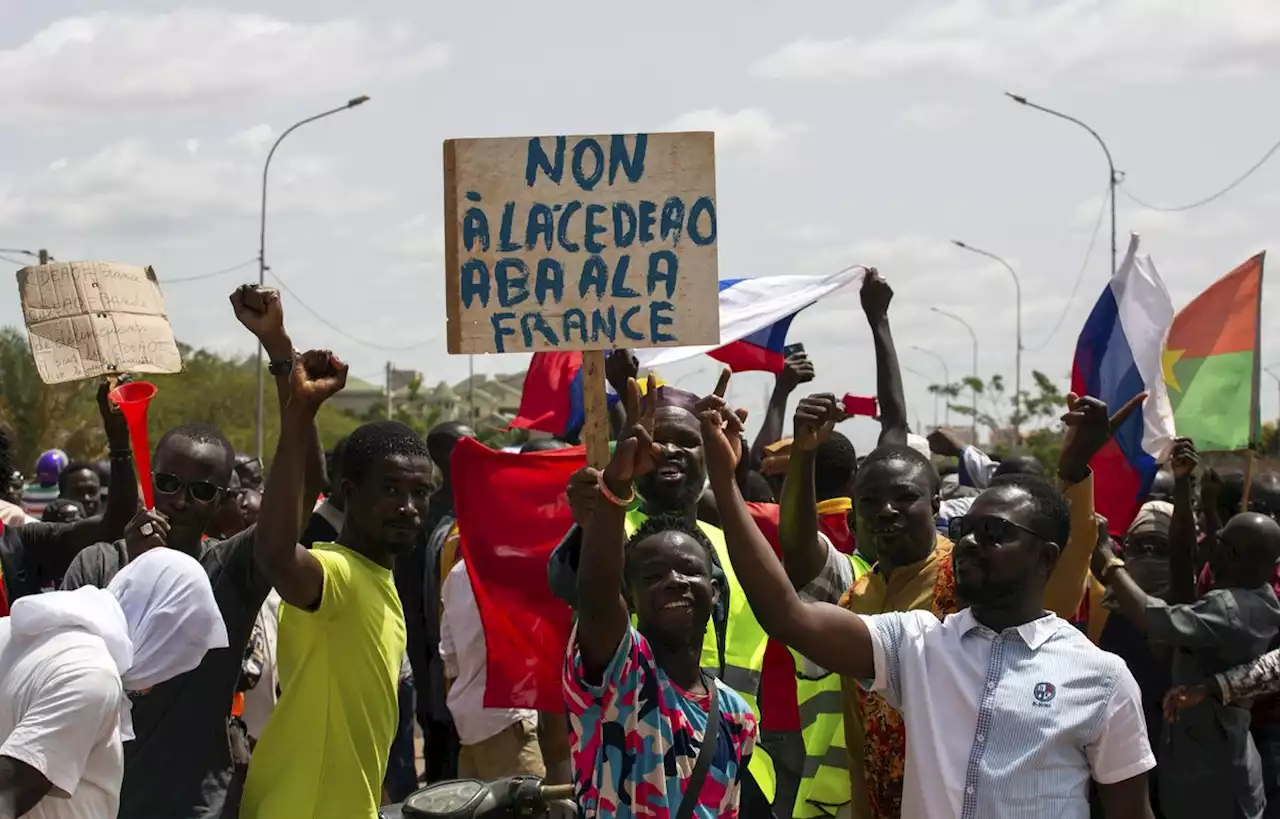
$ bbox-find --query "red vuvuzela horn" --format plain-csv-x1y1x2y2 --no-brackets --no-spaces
108,380,158,510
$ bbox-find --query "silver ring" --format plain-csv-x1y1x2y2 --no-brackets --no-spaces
140,522,154,537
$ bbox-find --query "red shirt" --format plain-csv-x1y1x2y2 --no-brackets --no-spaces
746,500,856,732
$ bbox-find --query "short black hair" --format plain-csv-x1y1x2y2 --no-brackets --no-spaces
859,444,939,494
57,460,98,494
992,455,1045,479
624,512,715,577
426,421,474,469
521,438,569,453
987,473,1071,546
815,431,857,500
156,422,236,477
344,421,431,485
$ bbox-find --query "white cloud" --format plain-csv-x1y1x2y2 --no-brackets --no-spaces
184,138,201,154
665,108,805,156
228,125,275,154
0,10,449,121
0,137,384,239
752,0,1280,83
891,101,975,132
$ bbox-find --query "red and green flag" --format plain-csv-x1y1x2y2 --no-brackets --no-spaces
1162,253,1265,452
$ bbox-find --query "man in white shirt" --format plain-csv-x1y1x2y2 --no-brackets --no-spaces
439,560,544,779
0,548,226,819
700,399,1156,819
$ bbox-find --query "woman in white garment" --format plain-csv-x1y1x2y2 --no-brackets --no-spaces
0,548,227,819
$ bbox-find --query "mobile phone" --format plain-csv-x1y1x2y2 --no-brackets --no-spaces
842,394,878,418
783,342,805,357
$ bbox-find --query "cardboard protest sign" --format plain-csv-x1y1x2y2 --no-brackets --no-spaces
17,261,183,384
443,131,721,355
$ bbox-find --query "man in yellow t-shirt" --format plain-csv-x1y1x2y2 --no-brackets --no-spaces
238,345,428,819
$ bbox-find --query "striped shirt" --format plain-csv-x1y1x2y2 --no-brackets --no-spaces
862,608,1154,819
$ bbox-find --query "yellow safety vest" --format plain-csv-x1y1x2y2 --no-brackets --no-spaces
624,510,776,803
793,552,871,819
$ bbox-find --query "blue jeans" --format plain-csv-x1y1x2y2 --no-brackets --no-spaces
385,677,419,802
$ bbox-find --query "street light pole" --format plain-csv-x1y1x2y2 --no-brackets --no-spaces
910,346,951,426
901,365,936,429
256,95,370,460
930,308,980,445
1006,92,1120,278
952,240,1023,442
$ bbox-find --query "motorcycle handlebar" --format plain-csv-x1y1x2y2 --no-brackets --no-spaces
540,784,575,802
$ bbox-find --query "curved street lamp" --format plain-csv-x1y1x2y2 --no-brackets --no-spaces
930,307,980,444
255,95,371,459
952,240,1023,441
910,346,951,427
1006,92,1119,278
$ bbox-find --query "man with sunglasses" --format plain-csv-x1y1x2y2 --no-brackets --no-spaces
59,285,327,819
702,394,1157,818
0,383,138,611
1096,437,1280,819
771,391,1130,819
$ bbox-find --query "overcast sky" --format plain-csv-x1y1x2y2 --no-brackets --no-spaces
1,1,1277,454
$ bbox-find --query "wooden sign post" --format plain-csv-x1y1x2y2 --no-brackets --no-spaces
443,131,721,467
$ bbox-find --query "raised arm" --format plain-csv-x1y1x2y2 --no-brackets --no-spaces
576,377,656,680
36,381,139,581
252,349,347,610
749,352,813,470
778,393,842,587
230,285,327,512
1043,393,1143,618
698,380,874,680
1166,438,1200,604
861,269,907,446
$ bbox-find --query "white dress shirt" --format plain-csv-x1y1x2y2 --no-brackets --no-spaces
862,608,1155,819
439,560,537,745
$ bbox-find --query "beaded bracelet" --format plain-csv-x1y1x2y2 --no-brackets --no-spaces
596,471,636,508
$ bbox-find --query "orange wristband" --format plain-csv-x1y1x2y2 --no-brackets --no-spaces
597,472,635,507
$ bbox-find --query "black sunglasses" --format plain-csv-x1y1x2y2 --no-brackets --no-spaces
154,472,223,504
949,514,1050,546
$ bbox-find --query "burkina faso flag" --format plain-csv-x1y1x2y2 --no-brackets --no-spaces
1162,252,1265,452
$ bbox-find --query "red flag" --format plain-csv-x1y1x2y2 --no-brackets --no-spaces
451,437,581,711
509,352,586,437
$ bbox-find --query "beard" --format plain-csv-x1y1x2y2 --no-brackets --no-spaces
636,470,705,512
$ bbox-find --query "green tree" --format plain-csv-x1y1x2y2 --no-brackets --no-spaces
0,329,361,472
928,370,1066,443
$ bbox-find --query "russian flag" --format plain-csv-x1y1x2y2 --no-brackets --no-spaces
1071,234,1175,535
636,268,864,372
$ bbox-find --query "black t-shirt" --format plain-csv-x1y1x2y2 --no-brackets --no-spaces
60,528,271,819
0,521,84,602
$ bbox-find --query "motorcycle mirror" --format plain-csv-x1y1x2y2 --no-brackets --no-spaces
403,779,486,818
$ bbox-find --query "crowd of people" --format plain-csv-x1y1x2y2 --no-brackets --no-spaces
0,274,1277,819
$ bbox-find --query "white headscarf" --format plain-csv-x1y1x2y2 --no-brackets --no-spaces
11,548,228,738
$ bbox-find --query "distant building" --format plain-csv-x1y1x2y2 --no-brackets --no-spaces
329,368,528,430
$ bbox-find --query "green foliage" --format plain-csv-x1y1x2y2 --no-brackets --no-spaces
928,369,1066,437
358,371,528,450
0,329,361,472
